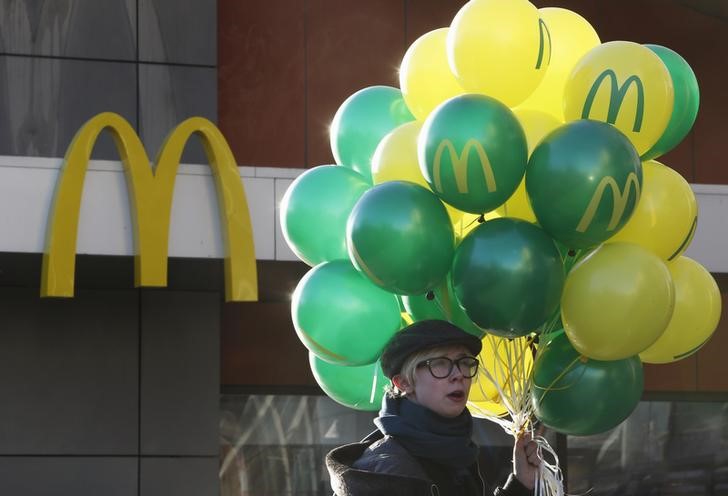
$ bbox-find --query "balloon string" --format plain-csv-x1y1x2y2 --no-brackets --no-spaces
534,435,565,496
537,310,562,336
533,432,594,496
436,279,454,321
369,360,381,405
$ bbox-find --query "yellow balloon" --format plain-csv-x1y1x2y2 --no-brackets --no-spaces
447,0,549,107
564,41,674,155
469,335,533,418
495,109,561,222
608,160,697,260
640,257,721,364
400,28,466,121
514,108,564,155
371,121,424,185
517,8,600,120
561,243,675,360
371,121,462,223
495,179,536,223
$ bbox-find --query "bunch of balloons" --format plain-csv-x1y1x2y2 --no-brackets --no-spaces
280,0,720,438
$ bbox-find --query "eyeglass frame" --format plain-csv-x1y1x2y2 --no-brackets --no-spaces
416,355,480,379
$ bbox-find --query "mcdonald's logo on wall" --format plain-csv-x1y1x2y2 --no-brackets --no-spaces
42,112,258,302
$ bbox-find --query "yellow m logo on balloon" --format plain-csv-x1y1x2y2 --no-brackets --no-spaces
42,112,258,302
576,173,641,233
432,139,497,195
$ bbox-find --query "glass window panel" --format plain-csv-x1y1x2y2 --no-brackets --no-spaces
567,400,728,495
220,393,538,496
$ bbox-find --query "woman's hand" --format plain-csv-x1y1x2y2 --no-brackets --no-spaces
513,430,542,490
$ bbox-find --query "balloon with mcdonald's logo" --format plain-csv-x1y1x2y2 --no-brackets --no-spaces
526,120,642,249
563,41,674,156
418,94,528,214
517,7,600,121
371,121,463,223
607,160,697,261
447,0,549,107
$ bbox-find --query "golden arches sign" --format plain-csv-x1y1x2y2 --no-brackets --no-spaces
576,172,641,233
42,112,258,302
432,139,497,194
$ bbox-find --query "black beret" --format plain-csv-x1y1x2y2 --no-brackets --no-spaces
380,320,482,378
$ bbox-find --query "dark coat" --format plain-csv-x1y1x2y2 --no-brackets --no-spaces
326,433,532,496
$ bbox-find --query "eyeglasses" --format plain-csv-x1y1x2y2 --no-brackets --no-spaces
416,356,479,379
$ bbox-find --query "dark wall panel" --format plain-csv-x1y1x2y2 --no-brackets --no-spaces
218,0,306,166
0,458,137,496
140,290,220,456
140,458,219,496
0,289,138,455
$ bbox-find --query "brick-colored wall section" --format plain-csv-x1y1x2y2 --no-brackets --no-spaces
219,0,728,183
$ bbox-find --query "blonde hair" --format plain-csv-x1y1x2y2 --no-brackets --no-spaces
386,345,473,398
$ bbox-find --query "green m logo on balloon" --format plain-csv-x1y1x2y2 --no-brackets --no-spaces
576,172,641,233
536,18,552,70
581,70,645,132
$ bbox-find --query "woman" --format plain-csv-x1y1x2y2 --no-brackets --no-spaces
326,319,539,495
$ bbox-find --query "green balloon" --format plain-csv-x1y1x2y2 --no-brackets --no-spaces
347,181,455,295
419,94,528,213
292,260,401,366
310,353,388,411
281,165,370,266
401,274,486,338
526,120,642,249
532,332,643,436
642,45,700,161
330,86,415,183
451,218,564,338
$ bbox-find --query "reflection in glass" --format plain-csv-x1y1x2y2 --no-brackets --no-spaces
567,401,728,495
219,394,519,495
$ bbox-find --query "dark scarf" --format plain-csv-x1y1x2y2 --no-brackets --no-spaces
374,396,479,469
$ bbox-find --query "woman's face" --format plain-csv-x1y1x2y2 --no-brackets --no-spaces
406,345,474,418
